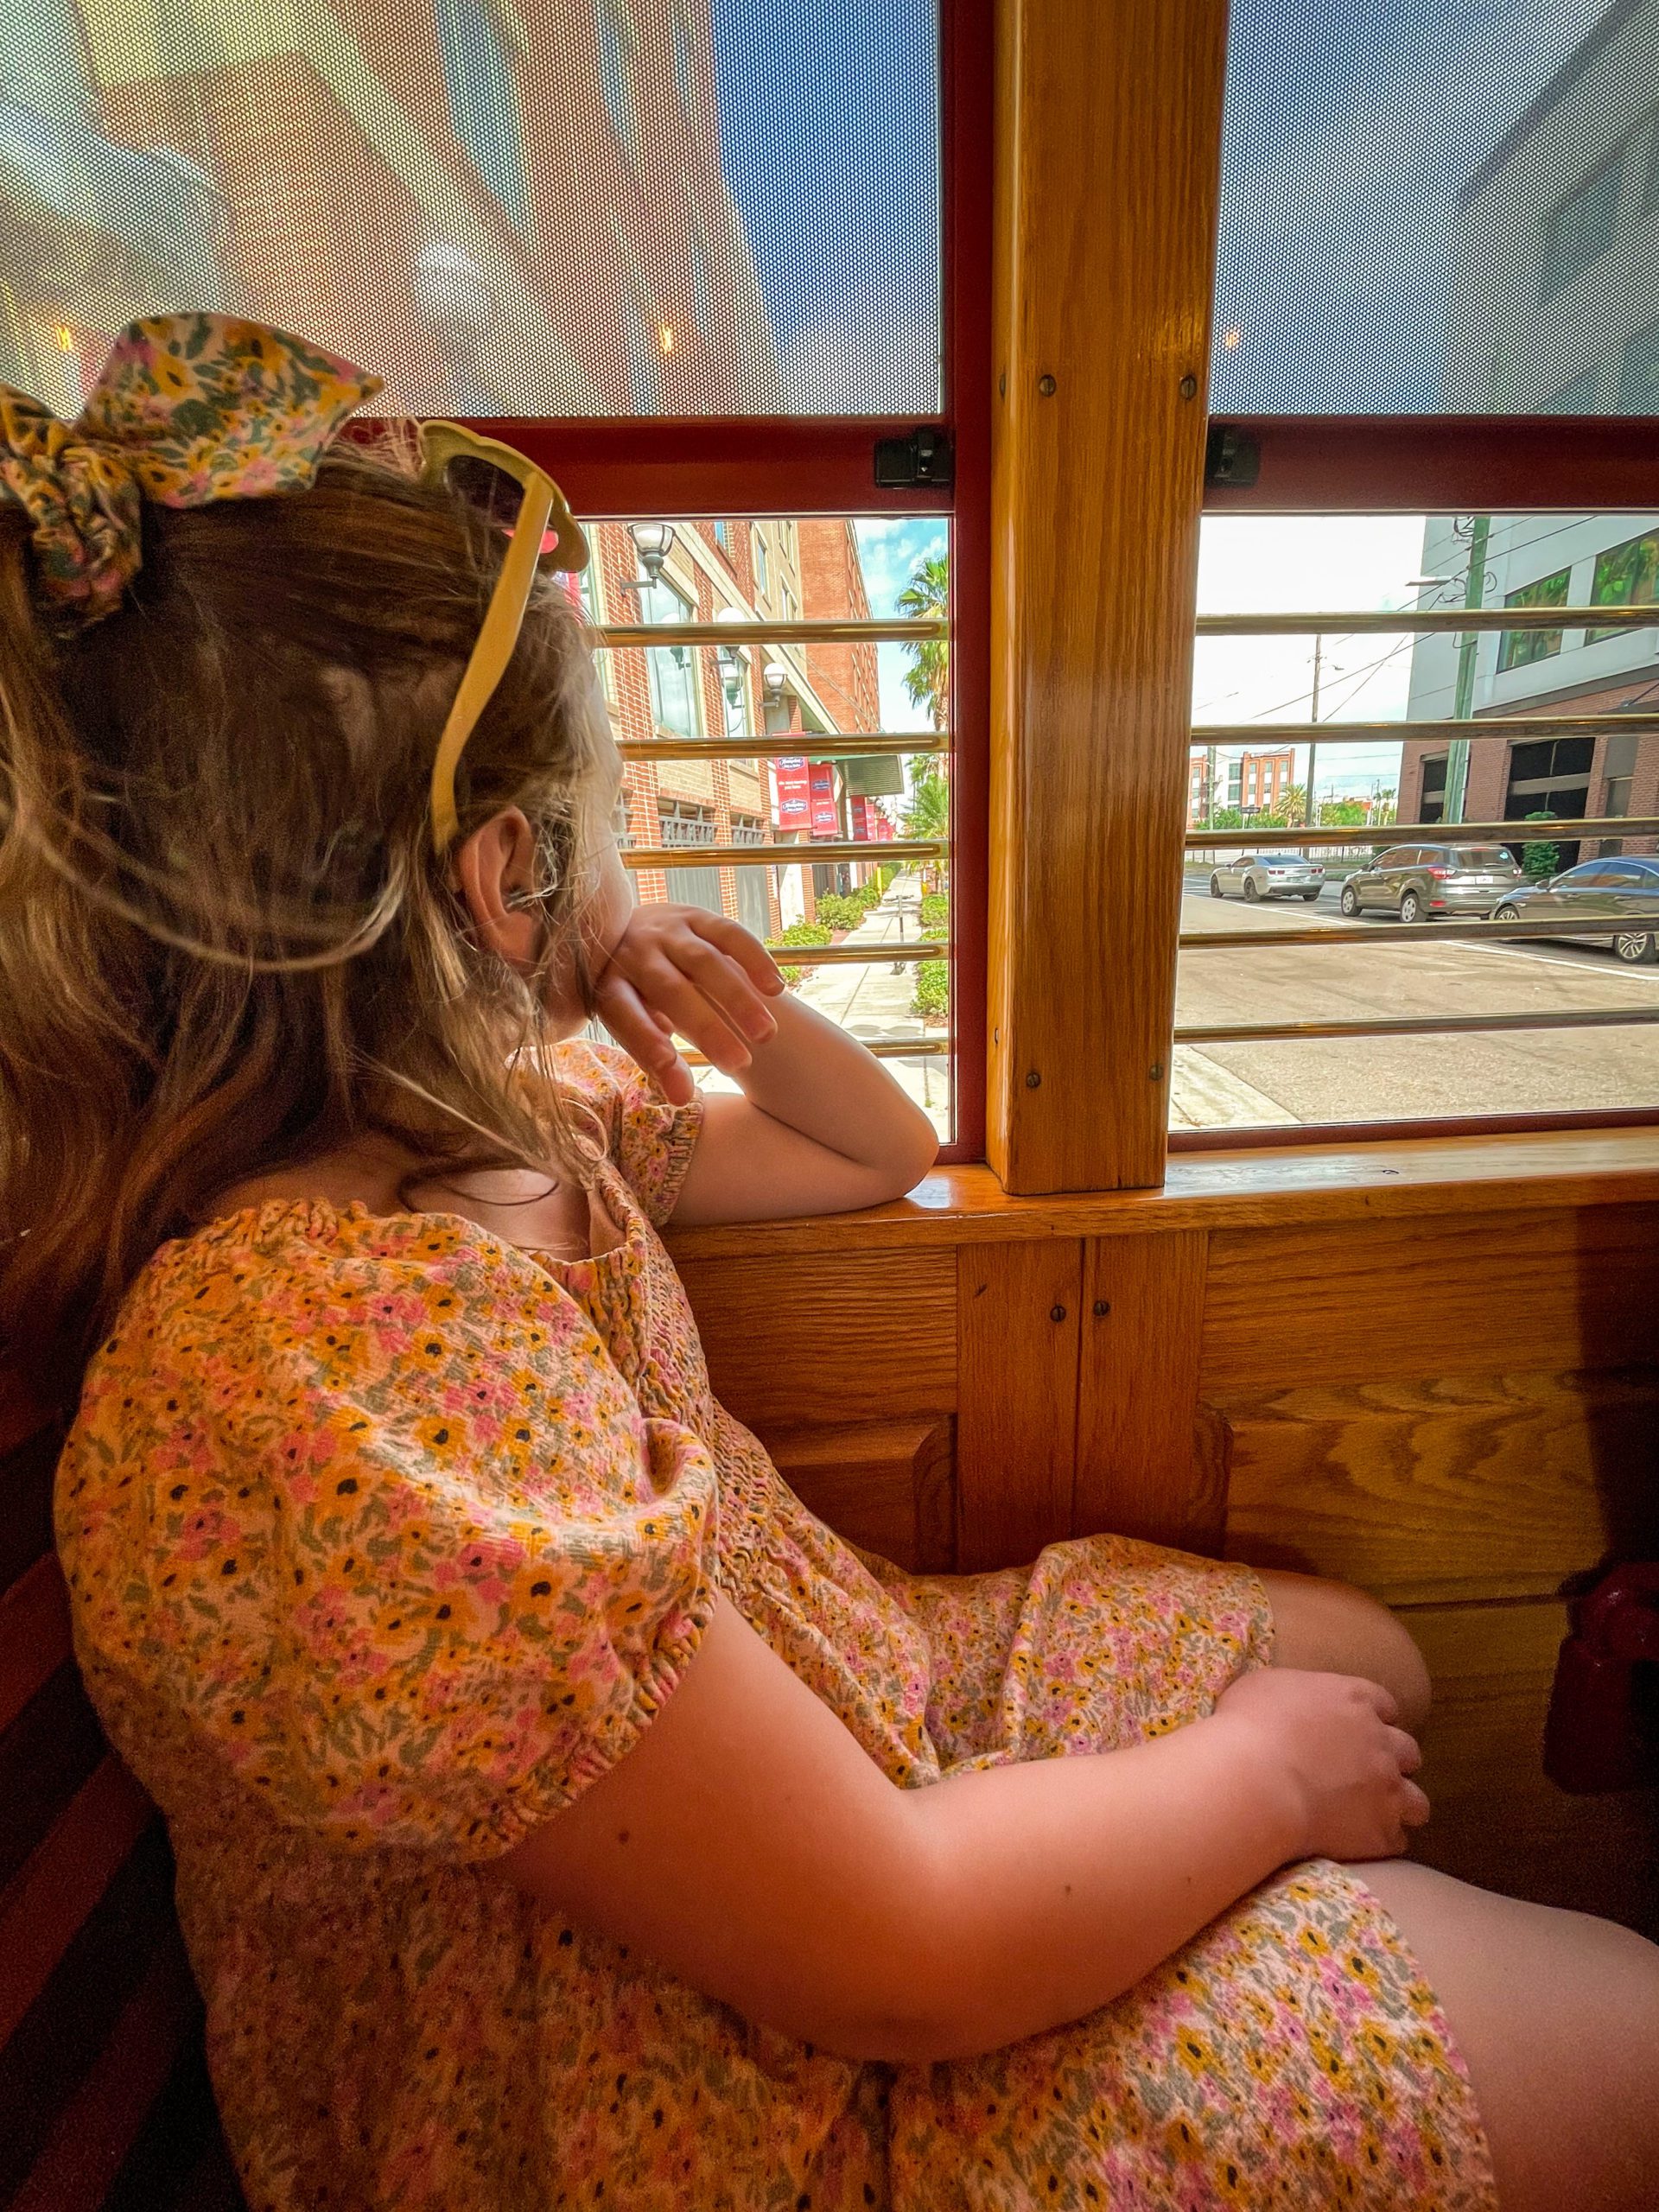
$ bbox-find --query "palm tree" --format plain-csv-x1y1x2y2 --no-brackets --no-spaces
898,553,949,729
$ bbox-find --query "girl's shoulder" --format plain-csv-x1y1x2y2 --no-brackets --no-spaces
542,1038,705,1229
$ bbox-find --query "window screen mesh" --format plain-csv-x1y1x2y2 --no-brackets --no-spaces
1215,0,1659,414
0,0,940,418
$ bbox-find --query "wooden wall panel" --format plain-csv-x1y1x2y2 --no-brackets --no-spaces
766,1421,956,1575
988,0,1228,1192
1217,1369,1659,1605
1075,1232,1218,1551
1201,1205,1659,1398
677,1249,956,1433
957,1240,1083,1570
1407,1599,1659,1937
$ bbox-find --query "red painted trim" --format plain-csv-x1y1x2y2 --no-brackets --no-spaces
939,0,993,1160
1168,1105,1659,1151
359,416,948,519
1204,415,1659,515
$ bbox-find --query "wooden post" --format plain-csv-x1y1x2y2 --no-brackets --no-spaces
988,0,1230,1191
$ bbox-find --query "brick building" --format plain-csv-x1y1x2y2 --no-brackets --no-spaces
1186,746,1294,825
2,0,778,416
588,514,891,936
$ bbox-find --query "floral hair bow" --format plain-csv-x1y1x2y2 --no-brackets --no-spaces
0,314,382,632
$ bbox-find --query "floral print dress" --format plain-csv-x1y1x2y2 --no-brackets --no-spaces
55,1043,1497,2212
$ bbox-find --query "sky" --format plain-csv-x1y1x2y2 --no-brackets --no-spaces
854,517,949,733
711,0,941,413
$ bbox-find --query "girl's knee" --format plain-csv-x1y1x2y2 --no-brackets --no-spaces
1259,1567,1432,1732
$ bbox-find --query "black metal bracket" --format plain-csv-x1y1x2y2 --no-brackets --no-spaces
874,427,954,490
1205,423,1261,489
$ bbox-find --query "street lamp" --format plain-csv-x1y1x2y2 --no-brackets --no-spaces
626,522,675,587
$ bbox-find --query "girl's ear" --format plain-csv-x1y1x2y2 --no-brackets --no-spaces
454,807,542,971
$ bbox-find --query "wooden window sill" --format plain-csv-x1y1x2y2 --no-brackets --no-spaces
665,1126,1659,1259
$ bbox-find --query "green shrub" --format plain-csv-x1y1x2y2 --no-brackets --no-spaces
813,893,867,932
767,918,832,985
912,959,949,1021
919,892,950,939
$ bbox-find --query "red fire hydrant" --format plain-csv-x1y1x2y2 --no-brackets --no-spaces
1543,1562,1659,1794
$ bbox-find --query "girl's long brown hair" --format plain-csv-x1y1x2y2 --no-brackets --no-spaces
0,439,613,1402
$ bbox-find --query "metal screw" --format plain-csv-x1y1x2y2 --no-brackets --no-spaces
1148,1063,1165,1082
1179,374,1198,399
1093,1300,1111,1318
1025,1068,1042,1089
998,371,1007,398
1050,1304,1067,1323
993,1026,1001,1046
1038,373,1057,396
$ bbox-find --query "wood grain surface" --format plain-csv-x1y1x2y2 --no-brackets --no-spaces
1075,1232,1217,1549
664,1130,1659,1262
1200,1205,1659,1397
1217,1369,1659,1604
765,1419,956,1573
987,0,1228,1192
957,1239,1084,1570
677,1248,956,1431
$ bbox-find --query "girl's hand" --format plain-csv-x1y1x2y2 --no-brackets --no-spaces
594,904,786,1105
1211,1666,1429,1863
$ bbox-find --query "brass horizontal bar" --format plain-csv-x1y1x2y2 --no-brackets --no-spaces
1191,717,1659,747
1185,817,1659,849
1197,606,1659,637
1176,1007,1659,1044
685,1034,950,1066
1180,914,1659,949
769,940,950,965
595,618,946,647
620,734,948,762
623,839,942,868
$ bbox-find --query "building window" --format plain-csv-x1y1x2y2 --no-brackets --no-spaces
782,581,799,622
1420,754,1448,826
1589,527,1659,642
658,799,721,914
1496,566,1571,672
713,518,732,556
753,528,769,597
1541,156,1623,302
639,575,701,739
1618,320,1659,410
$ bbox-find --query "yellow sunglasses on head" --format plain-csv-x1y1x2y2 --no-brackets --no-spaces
418,422,589,856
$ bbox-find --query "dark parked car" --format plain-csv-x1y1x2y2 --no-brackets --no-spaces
1338,842,1523,922
1493,856,1659,963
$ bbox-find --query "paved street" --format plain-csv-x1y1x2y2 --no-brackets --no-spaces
1173,869,1659,1126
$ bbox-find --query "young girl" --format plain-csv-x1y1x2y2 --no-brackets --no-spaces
5,318,1658,2212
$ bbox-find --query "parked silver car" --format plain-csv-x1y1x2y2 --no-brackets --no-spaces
1208,852,1326,902
1338,842,1523,922
1493,855,1659,963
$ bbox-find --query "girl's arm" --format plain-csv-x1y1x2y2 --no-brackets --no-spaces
491,1599,1427,2063
593,904,939,1224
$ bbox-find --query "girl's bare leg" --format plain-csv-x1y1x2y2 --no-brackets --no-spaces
1357,1857,1659,2212
1258,1566,1433,1731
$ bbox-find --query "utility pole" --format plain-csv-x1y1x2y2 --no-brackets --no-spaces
1446,516,1491,824
1306,633,1322,828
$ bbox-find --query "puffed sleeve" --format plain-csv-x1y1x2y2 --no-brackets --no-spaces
58,1217,719,1862
560,1038,706,1226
